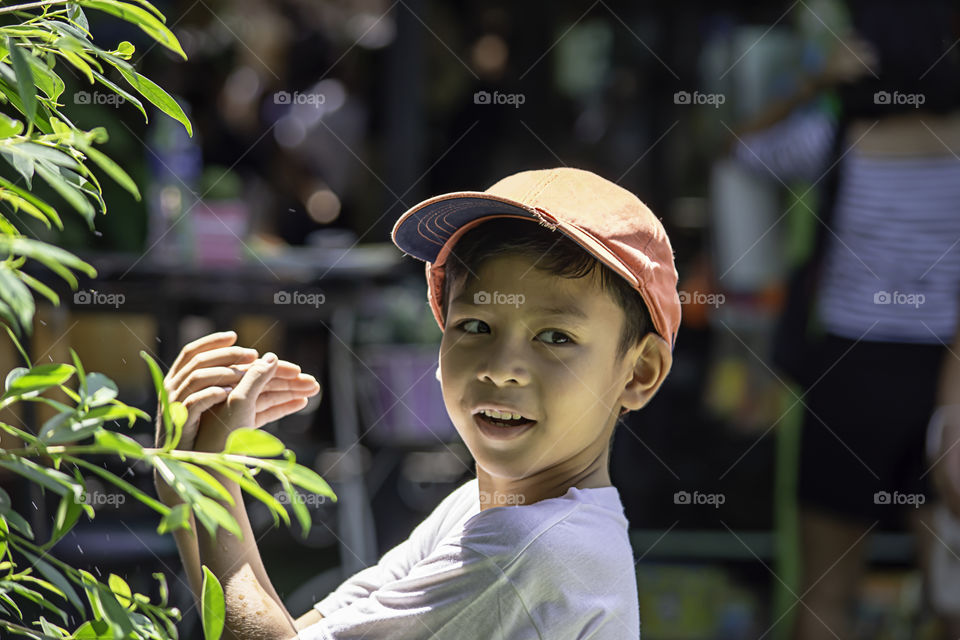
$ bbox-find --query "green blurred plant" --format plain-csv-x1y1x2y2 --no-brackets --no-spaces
0,2,335,638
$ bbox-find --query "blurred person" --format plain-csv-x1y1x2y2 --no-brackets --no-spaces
730,1,960,638
153,167,681,638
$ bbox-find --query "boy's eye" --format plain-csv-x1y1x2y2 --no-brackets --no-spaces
457,319,489,334
455,320,572,345
537,330,572,345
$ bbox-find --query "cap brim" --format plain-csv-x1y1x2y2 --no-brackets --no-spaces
391,192,538,263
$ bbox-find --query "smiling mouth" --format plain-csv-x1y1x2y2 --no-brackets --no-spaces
474,412,537,428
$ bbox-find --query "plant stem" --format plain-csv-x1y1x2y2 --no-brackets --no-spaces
0,0,71,16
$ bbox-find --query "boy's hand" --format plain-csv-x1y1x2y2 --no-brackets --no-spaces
193,352,283,453
155,331,321,452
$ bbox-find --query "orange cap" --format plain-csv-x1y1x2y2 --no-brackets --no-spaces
391,167,681,350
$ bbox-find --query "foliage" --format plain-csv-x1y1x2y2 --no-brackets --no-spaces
0,2,335,638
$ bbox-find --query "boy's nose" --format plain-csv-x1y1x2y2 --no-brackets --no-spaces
475,342,531,387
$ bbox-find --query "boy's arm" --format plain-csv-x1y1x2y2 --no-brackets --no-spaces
189,359,299,639
152,332,323,639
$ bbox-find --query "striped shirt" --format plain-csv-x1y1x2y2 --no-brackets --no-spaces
734,107,960,344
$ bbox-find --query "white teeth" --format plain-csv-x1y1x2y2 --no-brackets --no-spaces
480,409,523,421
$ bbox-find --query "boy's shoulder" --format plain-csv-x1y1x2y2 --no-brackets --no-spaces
457,484,631,564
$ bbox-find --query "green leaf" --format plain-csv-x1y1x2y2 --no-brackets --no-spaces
107,573,132,609
0,148,35,190
72,619,113,639
0,456,80,499
113,40,135,58
67,2,91,33
195,495,242,539
90,68,147,122
169,400,186,448
81,144,140,200
4,367,27,392
0,262,34,334
0,112,23,137
6,37,36,128
84,372,117,406
0,486,9,515
223,428,285,457
93,429,143,457
78,0,186,60
156,502,190,534
17,269,60,305
201,566,225,640
0,236,96,287
0,176,60,229
1,362,74,399
49,491,87,548
116,66,192,136
179,461,234,505
283,461,337,502
34,160,95,226
278,472,310,538
25,51,64,101
140,351,174,448
72,458,170,516
3,509,34,539
93,581,134,640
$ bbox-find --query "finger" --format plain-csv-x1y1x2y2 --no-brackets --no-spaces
168,346,259,391
173,366,249,401
234,359,302,379
176,385,232,448
255,386,319,412
255,397,309,428
229,353,280,405
262,373,320,393
169,331,237,379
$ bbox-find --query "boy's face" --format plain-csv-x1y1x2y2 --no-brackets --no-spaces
439,253,649,484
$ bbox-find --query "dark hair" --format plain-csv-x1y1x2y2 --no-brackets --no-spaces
839,0,960,117
441,218,655,361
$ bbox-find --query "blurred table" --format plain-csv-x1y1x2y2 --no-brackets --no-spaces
27,244,406,577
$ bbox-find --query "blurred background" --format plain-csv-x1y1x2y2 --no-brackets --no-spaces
0,0,953,638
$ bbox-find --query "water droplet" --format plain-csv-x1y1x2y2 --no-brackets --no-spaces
94,566,101,576
31,501,37,510
39,320,46,326
77,544,84,554
93,230,103,237
121,358,127,365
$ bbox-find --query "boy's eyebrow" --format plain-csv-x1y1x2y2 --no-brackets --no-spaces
450,297,589,321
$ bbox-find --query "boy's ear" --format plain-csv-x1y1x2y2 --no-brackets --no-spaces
618,333,672,413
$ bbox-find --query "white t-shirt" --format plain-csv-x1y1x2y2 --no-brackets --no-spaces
297,478,640,639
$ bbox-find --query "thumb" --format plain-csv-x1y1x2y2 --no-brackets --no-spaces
231,352,279,404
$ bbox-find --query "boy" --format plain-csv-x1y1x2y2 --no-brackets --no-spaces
154,167,681,639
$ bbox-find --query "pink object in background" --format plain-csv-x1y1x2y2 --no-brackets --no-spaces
192,199,248,267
